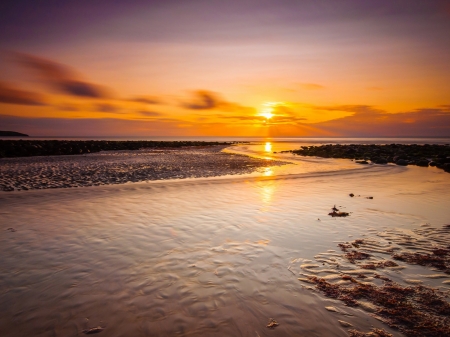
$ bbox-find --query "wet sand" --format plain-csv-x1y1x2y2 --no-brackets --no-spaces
0,145,287,191
1,142,450,336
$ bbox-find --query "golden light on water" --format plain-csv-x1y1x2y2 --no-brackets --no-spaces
263,167,273,176
264,142,272,153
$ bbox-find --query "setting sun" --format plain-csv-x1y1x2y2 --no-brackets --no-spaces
259,102,284,120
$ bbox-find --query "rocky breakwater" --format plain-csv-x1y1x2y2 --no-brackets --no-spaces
282,144,450,173
0,140,237,158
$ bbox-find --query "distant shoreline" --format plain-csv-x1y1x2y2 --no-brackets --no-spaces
0,131,29,137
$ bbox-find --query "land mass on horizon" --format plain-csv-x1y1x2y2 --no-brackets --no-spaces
0,131,29,137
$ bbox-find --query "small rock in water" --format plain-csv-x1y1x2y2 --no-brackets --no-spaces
338,320,353,327
266,318,279,329
366,196,373,199
6,228,16,232
349,193,354,197
82,326,105,334
329,211,350,217
325,306,339,312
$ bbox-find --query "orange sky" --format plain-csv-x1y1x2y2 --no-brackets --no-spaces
0,0,449,137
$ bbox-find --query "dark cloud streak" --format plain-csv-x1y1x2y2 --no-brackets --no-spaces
14,53,110,99
0,82,46,106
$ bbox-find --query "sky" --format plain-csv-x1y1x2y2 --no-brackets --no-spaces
0,0,449,137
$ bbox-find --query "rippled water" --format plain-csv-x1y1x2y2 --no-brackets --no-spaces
1,142,449,337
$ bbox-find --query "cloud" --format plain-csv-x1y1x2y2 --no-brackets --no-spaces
299,83,325,90
138,111,162,117
181,90,221,110
312,105,450,137
128,96,161,105
180,90,256,116
56,103,79,111
14,52,110,99
0,114,187,137
93,103,121,113
0,82,46,106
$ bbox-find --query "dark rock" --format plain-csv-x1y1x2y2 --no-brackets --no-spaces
416,159,430,167
356,160,369,165
374,157,388,164
395,159,408,166
349,193,354,197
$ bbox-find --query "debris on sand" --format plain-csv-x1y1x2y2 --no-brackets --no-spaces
345,251,370,263
329,211,350,217
338,320,353,327
348,327,393,337
392,251,449,273
82,326,105,334
266,318,279,329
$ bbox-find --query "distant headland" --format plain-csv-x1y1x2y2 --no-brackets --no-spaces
0,131,29,137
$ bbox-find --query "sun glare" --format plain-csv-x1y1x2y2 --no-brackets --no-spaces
258,102,284,120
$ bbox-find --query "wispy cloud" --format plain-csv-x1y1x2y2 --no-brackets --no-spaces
14,52,111,99
94,103,119,113
0,82,46,106
138,111,162,117
313,105,450,137
128,96,162,105
299,83,325,90
181,90,222,110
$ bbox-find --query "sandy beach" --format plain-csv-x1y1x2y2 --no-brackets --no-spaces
1,142,449,337
0,145,287,191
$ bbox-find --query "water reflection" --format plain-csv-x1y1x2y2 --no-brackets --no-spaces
263,167,273,176
264,141,272,153
259,181,276,204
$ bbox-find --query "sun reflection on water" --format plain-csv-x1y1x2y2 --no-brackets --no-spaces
264,142,272,153
263,167,273,176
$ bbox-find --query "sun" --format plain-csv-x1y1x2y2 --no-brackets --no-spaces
258,102,283,120
261,111,274,119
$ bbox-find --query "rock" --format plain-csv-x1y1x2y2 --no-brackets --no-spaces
266,318,279,329
325,306,339,312
395,159,408,166
374,157,388,164
349,193,354,197
338,320,353,327
82,326,105,334
356,160,369,164
416,159,429,167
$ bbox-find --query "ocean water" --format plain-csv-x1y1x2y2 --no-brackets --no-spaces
2,136,450,145
0,142,449,336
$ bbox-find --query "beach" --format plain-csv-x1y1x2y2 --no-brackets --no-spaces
1,141,450,337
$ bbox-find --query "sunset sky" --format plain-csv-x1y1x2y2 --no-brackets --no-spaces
1,0,449,137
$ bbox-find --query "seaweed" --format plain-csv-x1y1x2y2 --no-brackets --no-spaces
306,276,450,337
348,328,393,337
392,252,449,273
345,251,371,263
